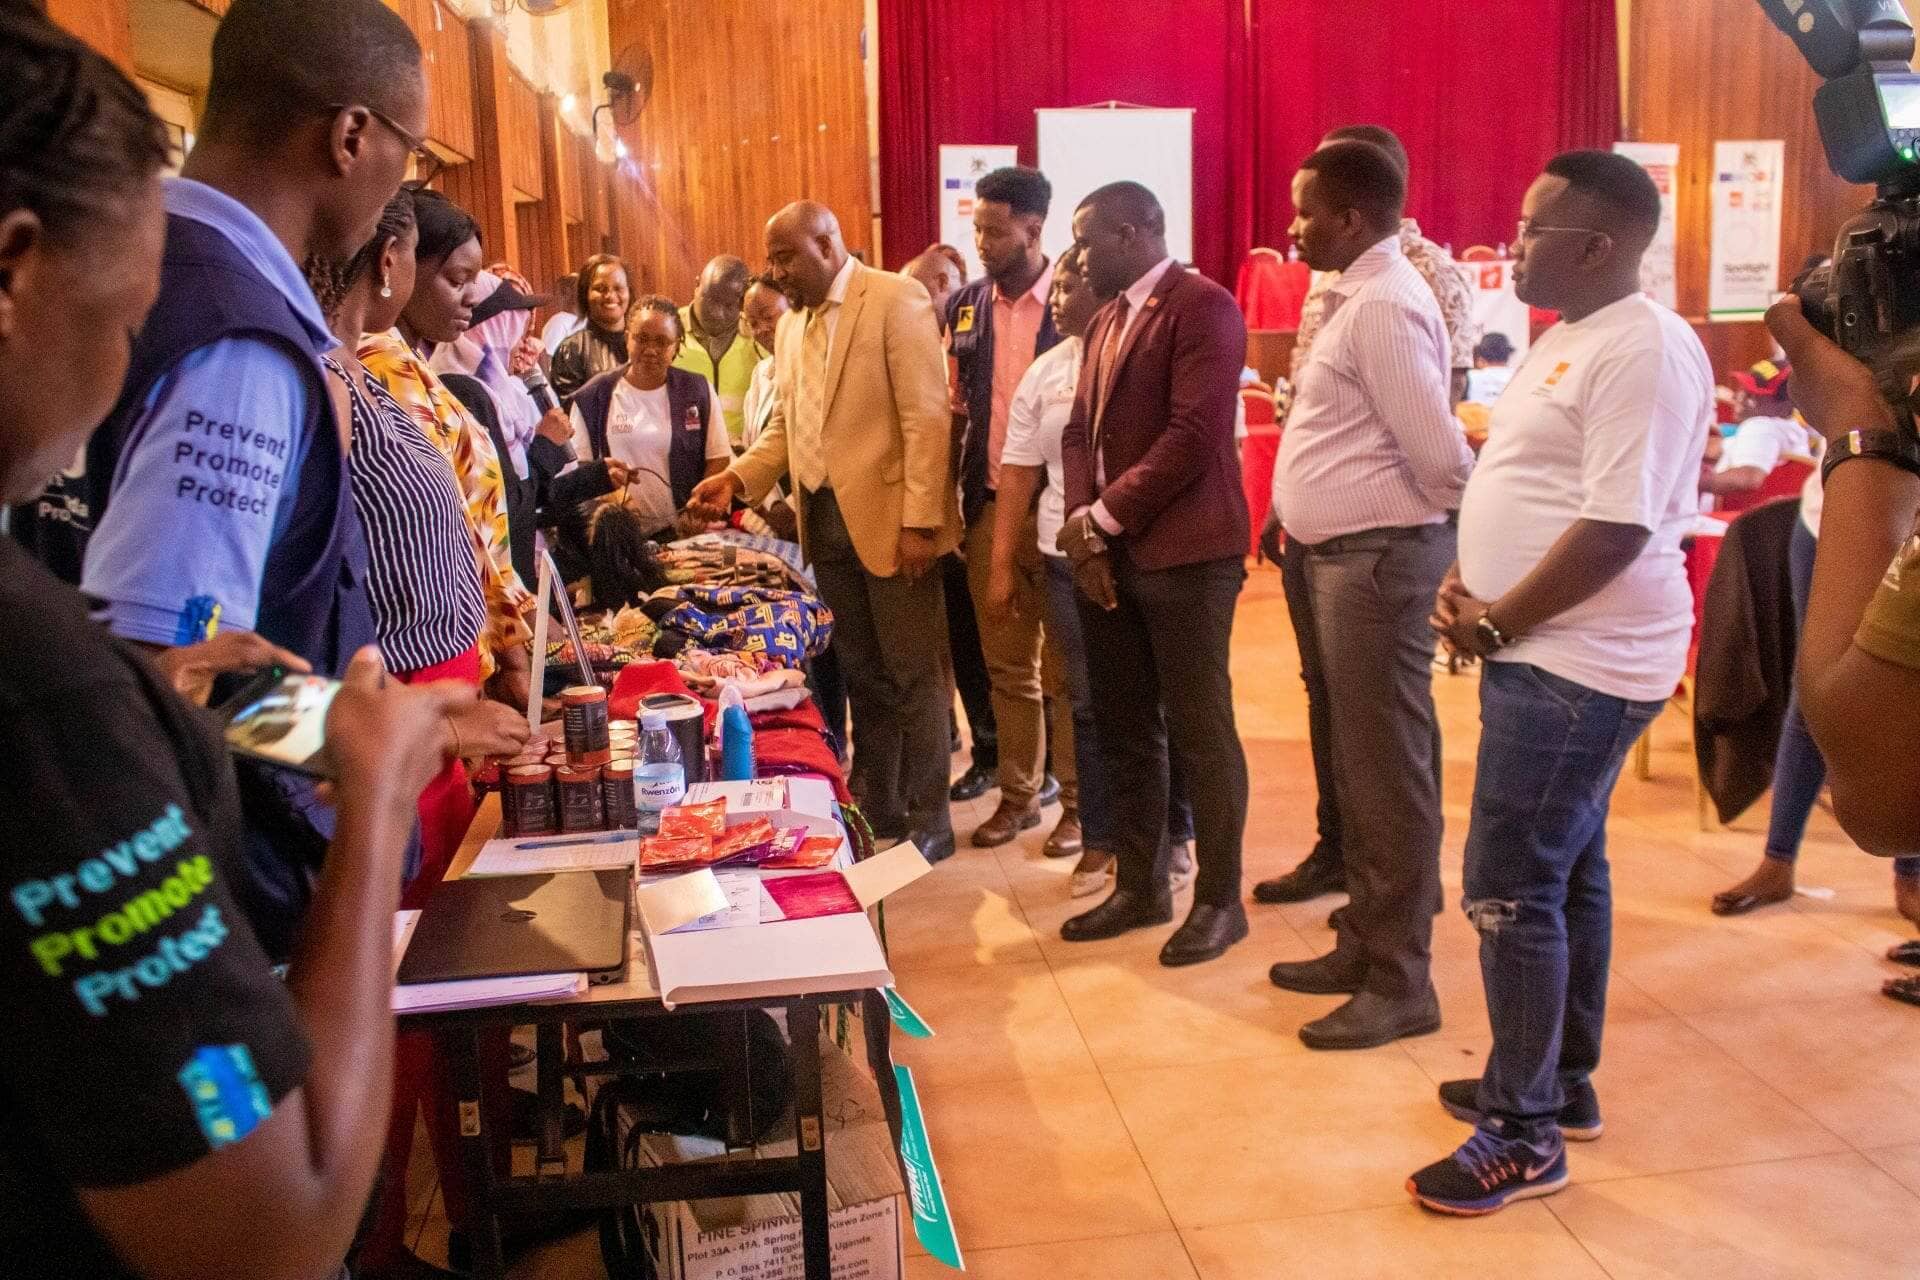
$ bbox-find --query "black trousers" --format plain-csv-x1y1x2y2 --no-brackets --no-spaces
941,552,998,770
806,492,954,838
1279,528,1345,864
1077,552,1249,906
1303,523,1452,1000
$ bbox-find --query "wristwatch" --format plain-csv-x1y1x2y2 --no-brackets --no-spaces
1475,610,1515,654
1822,428,1920,486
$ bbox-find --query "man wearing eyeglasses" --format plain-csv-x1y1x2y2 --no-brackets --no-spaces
1268,140,1474,1051
1407,152,1711,1215
28,0,427,955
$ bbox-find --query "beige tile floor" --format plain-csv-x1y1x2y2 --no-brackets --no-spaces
409,565,1920,1278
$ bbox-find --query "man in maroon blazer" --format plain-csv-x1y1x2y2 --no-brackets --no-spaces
1056,181,1252,966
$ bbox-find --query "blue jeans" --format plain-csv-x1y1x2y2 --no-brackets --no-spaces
1766,522,1920,876
1464,661,1664,1140
1042,556,1193,851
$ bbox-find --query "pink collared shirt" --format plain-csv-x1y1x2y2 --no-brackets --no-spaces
988,261,1054,489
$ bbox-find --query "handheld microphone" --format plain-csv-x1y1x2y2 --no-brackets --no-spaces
522,367,560,414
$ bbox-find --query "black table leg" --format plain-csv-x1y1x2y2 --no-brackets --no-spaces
787,1000,832,1279
449,1026,506,1279
536,1023,566,1172
863,989,906,1155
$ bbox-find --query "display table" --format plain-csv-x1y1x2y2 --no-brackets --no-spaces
400,795,902,1280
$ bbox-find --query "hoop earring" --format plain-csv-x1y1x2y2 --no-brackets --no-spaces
379,275,393,300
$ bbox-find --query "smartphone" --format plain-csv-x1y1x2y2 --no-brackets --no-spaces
219,669,342,778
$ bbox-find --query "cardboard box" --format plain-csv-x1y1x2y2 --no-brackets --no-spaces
640,1040,905,1280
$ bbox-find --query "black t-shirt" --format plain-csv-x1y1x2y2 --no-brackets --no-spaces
0,540,312,1277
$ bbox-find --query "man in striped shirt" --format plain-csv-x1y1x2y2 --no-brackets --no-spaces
1268,141,1475,1051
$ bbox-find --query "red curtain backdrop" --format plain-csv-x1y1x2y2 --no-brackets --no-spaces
877,0,1618,284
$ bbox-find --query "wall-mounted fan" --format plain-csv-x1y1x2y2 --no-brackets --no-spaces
591,43,654,160
489,0,579,14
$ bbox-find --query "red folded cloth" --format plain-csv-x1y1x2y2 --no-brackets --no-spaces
753,725,850,803
609,661,715,734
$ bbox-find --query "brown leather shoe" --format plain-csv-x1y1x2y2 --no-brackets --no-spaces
1043,809,1083,858
972,799,1043,848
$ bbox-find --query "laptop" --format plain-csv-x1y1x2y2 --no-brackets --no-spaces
398,869,631,985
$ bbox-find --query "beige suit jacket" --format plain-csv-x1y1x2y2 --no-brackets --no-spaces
730,261,961,578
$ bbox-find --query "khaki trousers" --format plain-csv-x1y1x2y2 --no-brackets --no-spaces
964,500,1075,811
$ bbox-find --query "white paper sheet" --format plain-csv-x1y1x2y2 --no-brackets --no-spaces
666,871,774,933
393,971,588,1014
465,832,636,877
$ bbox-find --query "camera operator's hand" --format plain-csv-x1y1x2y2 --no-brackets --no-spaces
1767,295,1900,442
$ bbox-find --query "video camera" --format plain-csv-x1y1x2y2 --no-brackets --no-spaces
1761,0,1920,381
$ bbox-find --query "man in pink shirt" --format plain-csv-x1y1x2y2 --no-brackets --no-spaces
946,167,1075,851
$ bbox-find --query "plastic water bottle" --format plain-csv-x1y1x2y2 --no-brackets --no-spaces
634,709,687,816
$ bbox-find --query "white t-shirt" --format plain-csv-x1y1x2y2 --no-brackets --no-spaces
1457,294,1713,702
1720,414,1816,475
569,378,730,534
1800,462,1823,538
541,311,587,355
999,337,1082,557
1465,365,1514,406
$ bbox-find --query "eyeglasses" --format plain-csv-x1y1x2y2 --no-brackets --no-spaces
321,102,442,187
1515,219,1610,245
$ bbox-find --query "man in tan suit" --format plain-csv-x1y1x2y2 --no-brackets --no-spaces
691,202,962,860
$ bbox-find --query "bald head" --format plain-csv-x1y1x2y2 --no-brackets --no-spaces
765,201,849,310
693,253,752,342
903,248,964,327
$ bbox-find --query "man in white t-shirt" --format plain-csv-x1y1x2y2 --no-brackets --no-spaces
1407,152,1712,1216
1699,359,1815,504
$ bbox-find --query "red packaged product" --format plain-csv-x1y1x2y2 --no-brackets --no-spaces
759,833,844,871
659,799,727,838
638,834,713,873
710,817,779,864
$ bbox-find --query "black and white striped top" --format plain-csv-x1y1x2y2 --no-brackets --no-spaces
325,357,488,675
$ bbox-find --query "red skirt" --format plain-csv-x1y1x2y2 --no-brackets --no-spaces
396,645,481,908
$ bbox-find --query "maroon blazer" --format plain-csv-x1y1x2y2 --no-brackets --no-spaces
1062,262,1249,572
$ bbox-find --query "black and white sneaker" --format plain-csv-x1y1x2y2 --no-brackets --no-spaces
1408,1126,1568,1216
1438,1077,1603,1141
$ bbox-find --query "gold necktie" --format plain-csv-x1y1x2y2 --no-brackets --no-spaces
794,302,834,493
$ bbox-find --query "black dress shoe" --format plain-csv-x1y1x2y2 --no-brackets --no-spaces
1061,887,1173,942
1268,950,1364,994
1298,987,1441,1051
907,828,957,864
949,763,995,802
1036,773,1062,808
1251,848,1346,904
1160,901,1249,967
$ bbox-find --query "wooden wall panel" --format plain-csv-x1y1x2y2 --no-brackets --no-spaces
44,0,135,72
607,0,870,300
390,0,476,163
505,68,544,203
463,20,519,270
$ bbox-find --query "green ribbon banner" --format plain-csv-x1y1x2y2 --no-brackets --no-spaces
893,1064,963,1269
883,986,934,1038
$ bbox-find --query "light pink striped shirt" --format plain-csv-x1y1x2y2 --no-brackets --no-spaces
1274,235,1473,545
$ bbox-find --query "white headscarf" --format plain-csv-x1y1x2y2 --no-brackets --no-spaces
428,270,543,478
